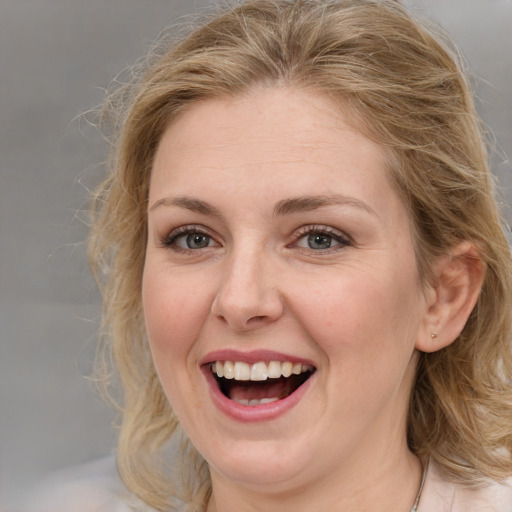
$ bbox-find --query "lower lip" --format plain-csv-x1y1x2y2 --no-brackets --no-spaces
202,366,315,422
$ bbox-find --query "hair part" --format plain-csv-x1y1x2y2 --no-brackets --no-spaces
88,1,512,510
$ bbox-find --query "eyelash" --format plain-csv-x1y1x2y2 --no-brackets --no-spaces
160,224,352,253
291,225,352,253
161,225,218,253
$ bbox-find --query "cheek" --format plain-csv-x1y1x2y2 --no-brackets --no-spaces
294,268,422,426
142,264,216,417
142,264,212,364
291,264,422,366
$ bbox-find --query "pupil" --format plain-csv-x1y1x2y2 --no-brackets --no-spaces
308,233,331,249
187,233,209,248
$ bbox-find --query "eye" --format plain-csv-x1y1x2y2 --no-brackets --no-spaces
163,226,219,251
178,233,213,249
305,233,334,250
293,226,351,252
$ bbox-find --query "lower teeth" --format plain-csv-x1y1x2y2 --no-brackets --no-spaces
233,397,279,407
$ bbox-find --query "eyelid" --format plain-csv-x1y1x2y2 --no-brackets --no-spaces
159,223,351,253
160,224,219,249
290,224,352,250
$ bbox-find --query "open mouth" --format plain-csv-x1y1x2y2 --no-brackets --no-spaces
210,360,315,407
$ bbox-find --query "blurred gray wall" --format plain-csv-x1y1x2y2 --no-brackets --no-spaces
1,0,511,509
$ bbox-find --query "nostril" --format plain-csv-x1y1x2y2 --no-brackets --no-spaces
213,310,277,331
246,315,268,324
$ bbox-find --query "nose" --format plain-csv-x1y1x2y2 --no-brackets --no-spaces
210,248,284,331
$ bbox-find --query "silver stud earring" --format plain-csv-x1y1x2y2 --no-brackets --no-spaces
431,333,439,339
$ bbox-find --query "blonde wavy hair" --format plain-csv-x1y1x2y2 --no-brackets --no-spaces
89,1,512,510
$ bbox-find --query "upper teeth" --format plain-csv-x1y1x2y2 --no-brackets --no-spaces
211,361,313,381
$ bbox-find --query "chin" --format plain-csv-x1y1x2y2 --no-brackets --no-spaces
206,440,314,490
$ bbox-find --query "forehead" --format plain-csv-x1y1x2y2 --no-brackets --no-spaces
151,87,391,192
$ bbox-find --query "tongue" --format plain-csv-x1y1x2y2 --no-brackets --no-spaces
228,377,296,402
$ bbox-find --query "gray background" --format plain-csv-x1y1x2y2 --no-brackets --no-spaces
1,1,511,510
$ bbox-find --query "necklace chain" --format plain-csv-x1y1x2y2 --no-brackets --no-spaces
410,459,429,512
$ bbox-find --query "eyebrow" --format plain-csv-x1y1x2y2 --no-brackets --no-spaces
273,194,376,216
149,193,375,218
149,196,224,220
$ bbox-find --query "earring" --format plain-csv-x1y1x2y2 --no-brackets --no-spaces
431,333,439,339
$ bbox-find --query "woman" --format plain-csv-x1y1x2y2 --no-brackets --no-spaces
87,0,512,511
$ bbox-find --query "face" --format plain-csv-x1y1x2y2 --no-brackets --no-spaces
143,88,429,494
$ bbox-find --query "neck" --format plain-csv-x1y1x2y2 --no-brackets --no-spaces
207,447,422,512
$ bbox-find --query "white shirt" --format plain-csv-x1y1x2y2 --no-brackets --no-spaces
418,460,512,512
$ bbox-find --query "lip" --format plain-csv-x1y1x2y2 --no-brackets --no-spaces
200,349,315,366
200,350,316,422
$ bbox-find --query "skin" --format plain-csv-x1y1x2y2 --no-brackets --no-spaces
142,87,482,511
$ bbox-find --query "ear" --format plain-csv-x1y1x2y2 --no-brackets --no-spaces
416,241,485,353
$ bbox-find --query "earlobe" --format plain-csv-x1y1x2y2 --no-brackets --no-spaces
416,241,485,353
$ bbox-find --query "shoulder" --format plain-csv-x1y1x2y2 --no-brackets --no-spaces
23,457,157,512
418,460,512,512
